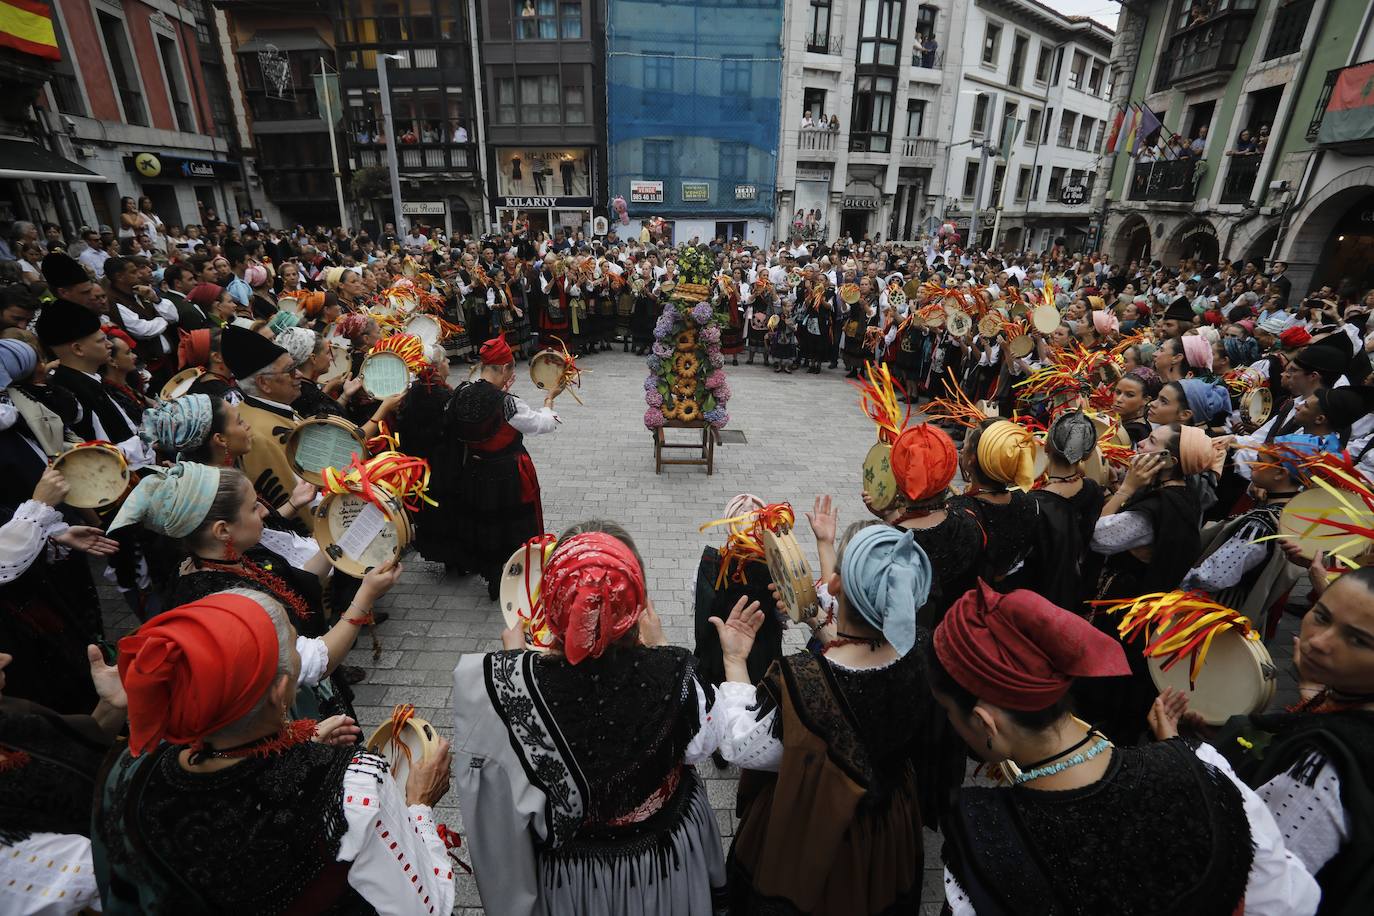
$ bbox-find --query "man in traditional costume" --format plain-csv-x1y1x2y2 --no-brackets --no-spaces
92,590,457,913
225,326,303,510
440,335,560,597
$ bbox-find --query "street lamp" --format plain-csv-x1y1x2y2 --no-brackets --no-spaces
941,137,997,249
377,52,406,239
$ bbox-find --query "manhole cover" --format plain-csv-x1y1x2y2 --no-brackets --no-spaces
718,430,747,445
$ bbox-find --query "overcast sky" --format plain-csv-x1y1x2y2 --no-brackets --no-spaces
1052,0,1121,28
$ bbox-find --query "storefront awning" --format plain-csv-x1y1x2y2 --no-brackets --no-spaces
0,138,106,183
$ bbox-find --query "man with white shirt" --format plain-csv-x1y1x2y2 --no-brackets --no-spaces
76,227,111,277
104,257,177,382
403,222,428,254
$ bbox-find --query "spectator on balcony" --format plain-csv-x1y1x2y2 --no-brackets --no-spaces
829,114,841,132
912,36,926,66
1228,130,1257,156
801,109,815,129
400,127,418,145
1256,124,1271,153
453,123,469,143
355,126,371,144
421,122,438,143
1189,125,1208,158
922,34,939,68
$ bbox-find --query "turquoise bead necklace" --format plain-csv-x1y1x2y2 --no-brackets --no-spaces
1012,736,1112,785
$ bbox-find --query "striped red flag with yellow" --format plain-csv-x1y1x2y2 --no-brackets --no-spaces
0,0,60,61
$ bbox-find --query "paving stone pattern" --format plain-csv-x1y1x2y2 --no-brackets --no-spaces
98,349,1303,915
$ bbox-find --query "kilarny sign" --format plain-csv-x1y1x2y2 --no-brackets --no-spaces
501,197,558,208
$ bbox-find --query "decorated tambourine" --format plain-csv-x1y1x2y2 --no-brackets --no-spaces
1004,321,1034,358
403,313,443,348
159,366,204,401
839,284,861,305
1094,592,1275,725
359,350,412,399
1031,305,1060,335
318,341,351,385
863,441,899,513
312,487,412,578
762,522,817,623
901,277,923,301
978,313,1003,339
945,307,973,339
499,536,558,651
286,416,368,487
51,442,130,509
365,704,438,787
1240,387,1272,427
1278,487,1374,564
529,351,568,390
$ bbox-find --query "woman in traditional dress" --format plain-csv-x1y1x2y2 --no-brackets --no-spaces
454,527,731,914
716,270,745,366
93,589,456,914
392,344,457,567
929,583,1320,915
1111,367,1160,445
947,419,1041,592
712,522,946,915
99,327,152,423
629,263,659,355
108,463,397,718
1028,410,1105,614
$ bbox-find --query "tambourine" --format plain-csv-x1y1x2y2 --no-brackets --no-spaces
50,443,130,509
1031,305,1061,335
863,441,899,513
945,308,973,338
761,524,817,622
286,416,368,487
312,488,412,578
923,309,946,330
1149,628,1275,725
902,277,923,300
318,341,351,385
840,284,861,305
1006,324,1035,358
365,709,439,787
499,537,558,651
1279,487,1374,564
978,313,1003,338
529,350,568,391
160,367,204,401
403,313,442,347
1241,387,1272,427
359,350,411,399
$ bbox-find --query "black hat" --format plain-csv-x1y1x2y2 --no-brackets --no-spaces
1309,328,1355,364
35,297,102,347
1293,343,1348,377
1347,350,1372,386
221,325,288,379
1162,296,1195,323
1317,387,1371,431
41,252,89,290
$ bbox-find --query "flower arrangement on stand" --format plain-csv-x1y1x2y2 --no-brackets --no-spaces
644,246,731,431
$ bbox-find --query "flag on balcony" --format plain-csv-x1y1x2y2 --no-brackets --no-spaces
1317,60,1374,145
1121,106,1140,155
1133,105,1161,155
0,0,58,60
1105,108,1126,153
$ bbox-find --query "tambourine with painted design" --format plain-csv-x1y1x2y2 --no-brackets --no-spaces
51,442,131,509
499,535,558,651
762,522,817,623
286,416,369,487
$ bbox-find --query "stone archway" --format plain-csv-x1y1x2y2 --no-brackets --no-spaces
1280,165,1374,295
1165,217,1219,265
1110,213,1151,265
1235,221,1279,267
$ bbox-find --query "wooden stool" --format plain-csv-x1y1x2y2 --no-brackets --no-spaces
654,420,717,475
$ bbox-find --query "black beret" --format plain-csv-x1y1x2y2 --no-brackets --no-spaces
41,252,89,289
221,325,288,379
35,297,102,347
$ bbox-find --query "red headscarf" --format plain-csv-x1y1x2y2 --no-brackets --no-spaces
890,423,958,502
480,334,513,366
934,581,1128,711
541,532,645,665
1279,327,1312,349
179,328,212,369
336,312,371,343
117,594,281,755
105,326,137,353
189,282,224,309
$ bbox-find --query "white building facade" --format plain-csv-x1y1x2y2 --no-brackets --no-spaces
940,0,1114,253
773,0,959,243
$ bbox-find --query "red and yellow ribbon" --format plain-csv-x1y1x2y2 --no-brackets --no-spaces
369,332,428,373
542,336,586,406
699,502,796,588
851,361,909,443
1088,590,1259,688
322,449,436,514
519,534,558,648
924,370,989,430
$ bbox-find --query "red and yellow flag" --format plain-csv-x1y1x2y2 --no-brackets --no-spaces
0,0,60,61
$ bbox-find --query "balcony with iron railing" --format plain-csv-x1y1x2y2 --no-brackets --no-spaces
806,33,843,55
1264,0,1313,60
911,50,944,70
355,143,476,172
796,128,839,155
339,46,463,72
1127,158,1200,203
1154,6,1256,90
1219,153,1261,204
900,136,940,165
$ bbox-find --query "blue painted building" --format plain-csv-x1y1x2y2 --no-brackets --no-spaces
606,0,783,245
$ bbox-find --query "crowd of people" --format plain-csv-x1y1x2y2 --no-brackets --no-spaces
0,210,1372,915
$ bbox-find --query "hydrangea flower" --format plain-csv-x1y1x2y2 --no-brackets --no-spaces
654,311,678,339
645,389,663,408
704,407,729,428
652,342,673,359
707,352,724,369
700,325,721,345
644,407,666,429
644,375,659,391
705,370,727,391
690,302,712,325
712,382,731,403
646,355,663,373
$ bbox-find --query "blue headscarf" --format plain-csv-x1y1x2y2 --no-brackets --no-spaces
142,394,214,454
1271,433,1340,480
109,461,222,538
0,339,37,388
1178,378,1230,425
838,525,932,656
267,309,300,335
1223,335,1260,368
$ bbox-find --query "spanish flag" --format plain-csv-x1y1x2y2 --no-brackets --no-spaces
0,0,60,61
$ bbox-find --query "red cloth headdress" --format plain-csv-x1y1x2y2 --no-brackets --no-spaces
890,423,958,503
934,581,1129,711
479,334,513,366
105,326,137,353
179,328,212,370
541,532,645,665
1279,327,1312,349
117,594,280,755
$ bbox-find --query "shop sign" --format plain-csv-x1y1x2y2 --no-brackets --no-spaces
630,180,664,203
681,181,710,202
1180,221,1219,246
1060,182,1087,206
499,196,562,208
734,184,758,200
129,152,241,181
401,201,446,215
841,196,879,210
795,168,830,182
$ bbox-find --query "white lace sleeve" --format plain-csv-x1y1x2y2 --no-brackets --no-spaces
338,752,456,916
715,681,783,772
682,679,728,764
0,501,67,584
944,867,977,915
1256,752,1349,877
1089,511,1154,554
508,397,559,436
296,636,329,687
1194,742,1321,916
0,832,101,915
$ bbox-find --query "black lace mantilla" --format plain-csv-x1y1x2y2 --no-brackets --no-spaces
97,741,369,915
447,380,517,442
944,738,1254,915
0,698,108,845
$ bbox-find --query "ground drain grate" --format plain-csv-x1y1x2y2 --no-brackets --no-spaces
718,430,747,445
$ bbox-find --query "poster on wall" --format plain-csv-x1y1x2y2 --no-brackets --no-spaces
494,148,591,198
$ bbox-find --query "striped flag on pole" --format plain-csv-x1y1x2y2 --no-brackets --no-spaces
1121,105,1141,156
1105,108,1126,153
0,0,60,61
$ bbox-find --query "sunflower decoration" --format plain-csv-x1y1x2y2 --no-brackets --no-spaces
674,352,700,377
676,328,699,352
